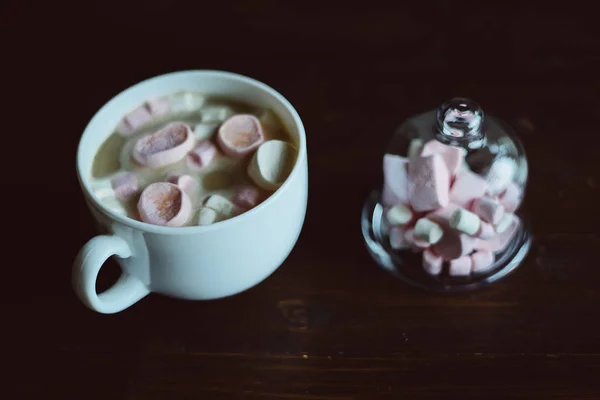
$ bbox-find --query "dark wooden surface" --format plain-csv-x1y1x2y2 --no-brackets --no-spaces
5,1,600,398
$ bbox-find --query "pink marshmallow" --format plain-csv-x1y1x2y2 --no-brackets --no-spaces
449,256,472,276
476,221,496,239
166,173,198,194
408,154,450,212
137,182,192,227
473,238,493,252
433,232,476,261
423,249,443,276
382,154,410,205
421,140,464,176
471,196,504,224
133,122,196,169
186,140,219,171
145,97,171,117
500,182,521,213
389,227,410,250
217,114,265,157
232,185,261,210
471,250,495,274
110,172,138,202
449,169,488,208
116,106,153,137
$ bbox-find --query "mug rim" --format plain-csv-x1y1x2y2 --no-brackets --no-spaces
76,69,307,235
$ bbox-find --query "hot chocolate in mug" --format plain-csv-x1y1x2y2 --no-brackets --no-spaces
73,70,308,314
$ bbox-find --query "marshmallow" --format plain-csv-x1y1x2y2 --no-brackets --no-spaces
471,196,504,224
193,122,220,141
197,207,218,226
477,221,496,239
449,169,488,208
169,92,205,114
408,154,450,212
500,181,521,213
232,185,261,210
201,106,234,123
450,208,497,240
404,229,431,250
474,239,492,252
421,140,465,176
389,227,410,250
91,178,116,200
187,140,219,171
422,249,443,276
137,182,192,227
145,97,171,118
494,213,514,234
382,154,410,205
386,204,413,226
414,218,444,244
110,172,138,202
432,230,476,261
471,250,495,274
217,114,265,158
204,194,235,219
248,140,296,191
166,173,198,194
485,156,516,195
449,256,472,277
450,208,480,236
407,138,424,158
133,123,195,169
116,106,153,137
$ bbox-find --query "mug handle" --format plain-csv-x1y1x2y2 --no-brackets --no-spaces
73,235,150,314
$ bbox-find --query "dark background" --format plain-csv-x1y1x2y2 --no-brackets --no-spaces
4,0,600,398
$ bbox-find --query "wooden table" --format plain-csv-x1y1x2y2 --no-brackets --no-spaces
6,1,600,398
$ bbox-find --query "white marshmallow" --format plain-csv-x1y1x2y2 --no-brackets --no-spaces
201,106,234,123
495,213,514,234
414,218,443,244
197,207,218,225
407,138,424,158
193,122,219,141
170,92,205,114
386,204,413,226
204,194,234,218
248,140,296,191
91,178,115,199
450,208,481,236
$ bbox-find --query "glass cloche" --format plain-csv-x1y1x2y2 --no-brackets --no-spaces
361,97,531,292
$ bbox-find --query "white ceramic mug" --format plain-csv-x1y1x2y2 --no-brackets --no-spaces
73,70,308,314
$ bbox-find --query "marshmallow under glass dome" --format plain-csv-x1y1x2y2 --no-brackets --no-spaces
361,98,531,292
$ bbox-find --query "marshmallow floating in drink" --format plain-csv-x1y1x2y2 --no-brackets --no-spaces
137,182,192,227
166,173,198,194
217,114,265,158
186,140,219,171
248,140,296,191
133,122,195,169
